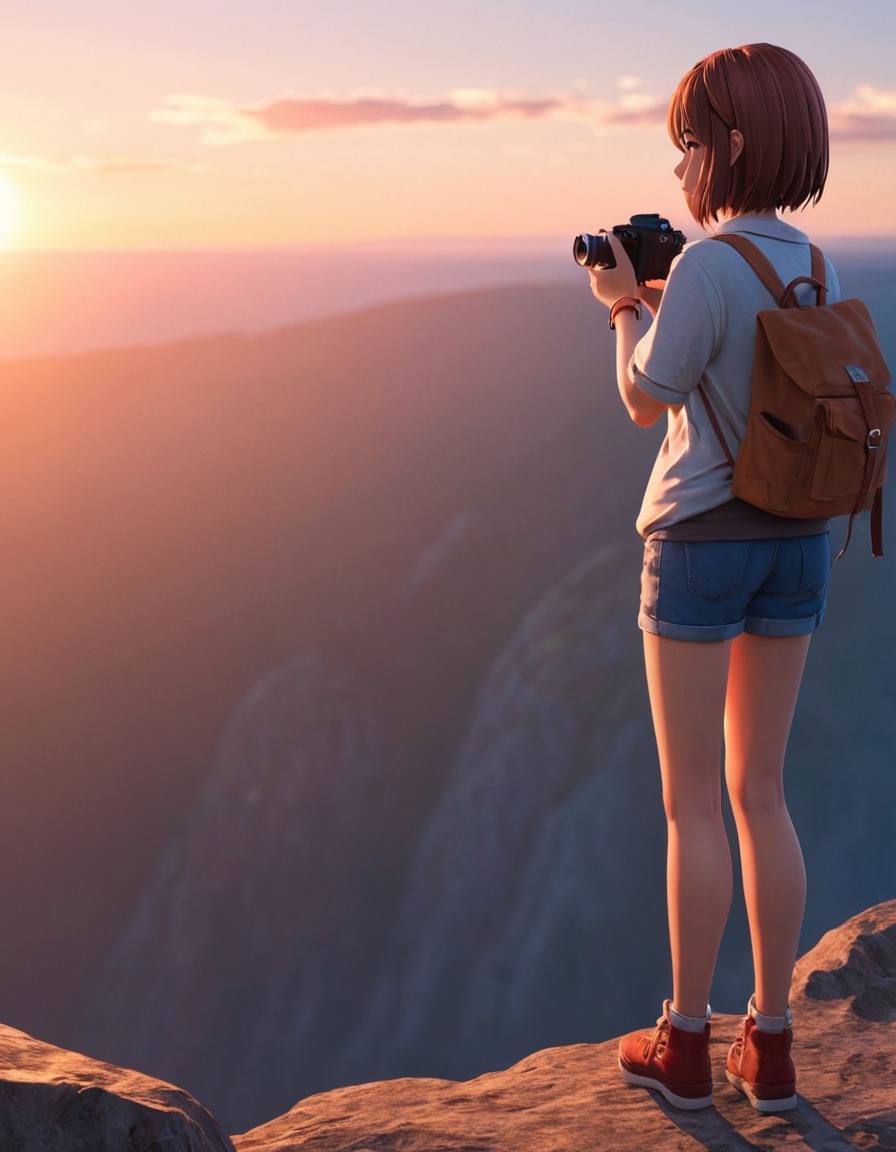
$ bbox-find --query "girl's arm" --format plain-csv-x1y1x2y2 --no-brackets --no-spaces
610,309,667,426
587,233,668,427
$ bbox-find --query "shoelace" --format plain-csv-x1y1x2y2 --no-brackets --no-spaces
646,1016,671,1058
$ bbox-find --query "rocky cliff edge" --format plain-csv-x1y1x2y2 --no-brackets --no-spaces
2,900,893,1152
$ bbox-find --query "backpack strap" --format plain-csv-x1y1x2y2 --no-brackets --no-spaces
697,383,735,469
712,233,828,307
846,374,886,559
712,233,787,301
810,244,828,305
837,488,884,561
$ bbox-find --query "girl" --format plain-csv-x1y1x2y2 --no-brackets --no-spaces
587,44,836,1112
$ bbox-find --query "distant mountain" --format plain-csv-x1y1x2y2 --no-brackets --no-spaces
3,237,892,359
1,272,893,1134
0,282,644,1047
0,242,571,358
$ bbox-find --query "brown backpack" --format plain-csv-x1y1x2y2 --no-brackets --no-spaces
699,233,894,557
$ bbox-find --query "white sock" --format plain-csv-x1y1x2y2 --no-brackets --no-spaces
749,994,792,1032
669,1003,711,1032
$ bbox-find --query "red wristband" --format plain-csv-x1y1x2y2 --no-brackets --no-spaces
609,296,642,329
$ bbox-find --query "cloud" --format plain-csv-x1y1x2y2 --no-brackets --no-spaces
256,92,563,132
601,92,667,128
0,151,214,175
69,154,189,173
0,152,68,174
14,81,889,186
152,90,567,143
829,86,896,142
150,87,668,144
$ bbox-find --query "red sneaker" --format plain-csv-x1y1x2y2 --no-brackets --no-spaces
726,1013,797,1112
618,1001,713,1110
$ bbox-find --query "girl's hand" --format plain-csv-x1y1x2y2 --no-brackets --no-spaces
587,232,638,309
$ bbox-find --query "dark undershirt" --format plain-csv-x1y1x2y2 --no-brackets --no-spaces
645,498,830,542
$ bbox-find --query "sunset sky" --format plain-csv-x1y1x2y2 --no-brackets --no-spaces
3,0,896,252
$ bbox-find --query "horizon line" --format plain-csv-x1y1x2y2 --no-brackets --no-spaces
6,232,896,258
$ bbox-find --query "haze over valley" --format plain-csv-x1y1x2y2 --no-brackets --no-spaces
1,257,894,1130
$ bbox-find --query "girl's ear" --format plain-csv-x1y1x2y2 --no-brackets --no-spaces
729,129,744,166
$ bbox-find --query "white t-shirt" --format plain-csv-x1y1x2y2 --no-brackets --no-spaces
632,213,842,537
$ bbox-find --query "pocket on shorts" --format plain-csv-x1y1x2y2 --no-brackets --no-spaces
684,541,749,602
640,538,662,618
798,533,831,594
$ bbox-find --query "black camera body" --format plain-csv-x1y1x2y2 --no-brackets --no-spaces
573,213,686,283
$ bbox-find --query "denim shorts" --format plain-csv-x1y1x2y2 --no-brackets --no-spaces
638,534,831,642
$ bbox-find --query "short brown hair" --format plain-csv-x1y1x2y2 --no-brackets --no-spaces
668,44,829,225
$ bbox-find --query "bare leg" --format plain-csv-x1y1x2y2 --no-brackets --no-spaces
642,632,734,1019
724,632,811,1019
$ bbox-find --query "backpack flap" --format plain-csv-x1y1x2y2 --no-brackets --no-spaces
756,297,891,407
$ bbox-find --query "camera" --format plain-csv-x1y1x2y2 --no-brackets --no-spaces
573,213,686,283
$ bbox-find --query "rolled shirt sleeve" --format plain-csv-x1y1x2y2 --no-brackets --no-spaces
632,250,724,406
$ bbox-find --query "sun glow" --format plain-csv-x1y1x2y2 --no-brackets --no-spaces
0,174,23,250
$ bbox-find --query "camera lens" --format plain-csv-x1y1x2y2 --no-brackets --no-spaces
572,233,616,270
572,234,591,265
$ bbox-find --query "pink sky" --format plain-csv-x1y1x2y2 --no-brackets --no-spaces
3,2,896,250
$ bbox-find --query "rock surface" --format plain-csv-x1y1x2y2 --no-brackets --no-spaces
233,900,896,1152
0,1025,235,1152
2,902,893,1150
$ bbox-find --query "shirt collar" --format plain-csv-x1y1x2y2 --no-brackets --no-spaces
709,213,809,245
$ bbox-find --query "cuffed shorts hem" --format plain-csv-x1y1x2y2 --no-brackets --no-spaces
744,608,826,638
638,606,826,643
